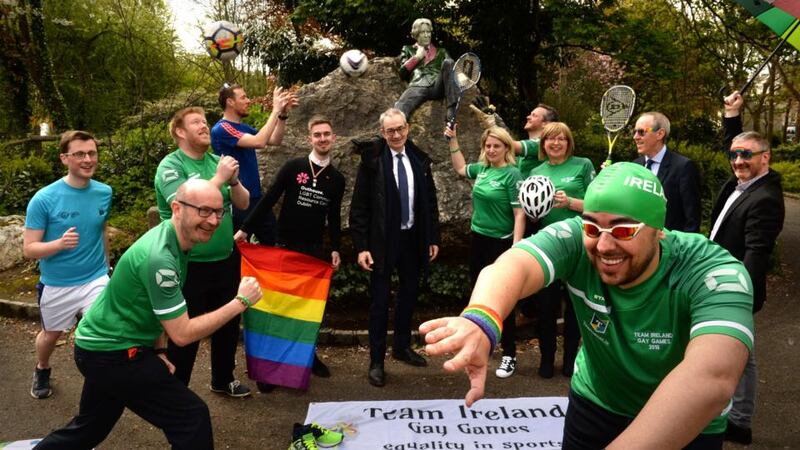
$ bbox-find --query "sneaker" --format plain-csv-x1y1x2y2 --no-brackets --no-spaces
288,432,319,450
30,367,52,399
210,380,251,398
495,356,516,378
309,422,344,447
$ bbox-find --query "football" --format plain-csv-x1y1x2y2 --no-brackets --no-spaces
203,21,244,62
339,49,369,77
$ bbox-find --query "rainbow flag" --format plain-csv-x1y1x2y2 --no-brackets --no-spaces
237,242,333,390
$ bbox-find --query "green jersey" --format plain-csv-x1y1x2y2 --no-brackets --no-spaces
155,149,234,262
75,220,188,351
529,156,596,227
466,163,523,239
516,139,543,176
515,216,754,434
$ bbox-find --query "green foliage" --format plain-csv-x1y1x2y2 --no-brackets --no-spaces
0,146,58,215
771,142,800,163
328,263,370,302
771,161,800,193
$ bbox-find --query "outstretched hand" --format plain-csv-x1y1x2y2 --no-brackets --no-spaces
723,91,743,117
420,316,491,406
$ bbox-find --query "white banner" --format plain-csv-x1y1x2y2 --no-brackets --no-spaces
304,397,567,450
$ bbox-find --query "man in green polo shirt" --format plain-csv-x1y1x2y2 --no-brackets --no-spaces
155,106,253,397
34,179,263,450
422,162,752,449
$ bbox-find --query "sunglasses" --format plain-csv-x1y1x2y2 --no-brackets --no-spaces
582,220,645,241
728,148,765,161
632,127,658,137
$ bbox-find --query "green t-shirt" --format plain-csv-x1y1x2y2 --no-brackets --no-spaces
75,220,189,351
465,163,523,239
515,216,754,434
529,156,596,227
154,149,234,262
516,138,543,176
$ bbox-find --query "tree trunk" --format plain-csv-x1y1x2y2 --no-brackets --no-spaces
25,0,72,130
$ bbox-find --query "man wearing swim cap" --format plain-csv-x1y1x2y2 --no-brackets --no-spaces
421,162,753,449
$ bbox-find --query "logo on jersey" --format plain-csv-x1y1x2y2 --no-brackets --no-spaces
590,313,609,334
703,268,750,294
296,172,309,185
161,169,180,184
155,269,179,288
544,222,573,239
489,180,502,188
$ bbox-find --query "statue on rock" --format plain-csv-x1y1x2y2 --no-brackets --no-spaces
394,18,458,123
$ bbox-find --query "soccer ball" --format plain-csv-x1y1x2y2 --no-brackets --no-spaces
203,21,244,62
339,49,369,77
518,175,555,220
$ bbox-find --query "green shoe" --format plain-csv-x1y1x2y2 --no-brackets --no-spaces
289,432,319,450
310,422,344,447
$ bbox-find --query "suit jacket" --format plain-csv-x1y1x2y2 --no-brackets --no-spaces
711,116,785,312
634,150,702,232
349,136,441,273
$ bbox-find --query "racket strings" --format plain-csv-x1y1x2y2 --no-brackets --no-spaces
601,87,635,132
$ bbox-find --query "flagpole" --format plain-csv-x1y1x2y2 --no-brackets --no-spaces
739,19,800,95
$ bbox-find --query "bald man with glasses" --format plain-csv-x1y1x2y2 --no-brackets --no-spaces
632,112,702,232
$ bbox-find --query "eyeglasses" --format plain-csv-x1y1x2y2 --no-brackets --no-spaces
582,220,645,241
382,125,407,136
65,150,98,159
728,148,766,161
633,127,658,137
178,200,225,218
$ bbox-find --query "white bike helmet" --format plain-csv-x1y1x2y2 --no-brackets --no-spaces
518,175,555,220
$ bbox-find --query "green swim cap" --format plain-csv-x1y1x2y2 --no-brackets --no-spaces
584,162,666,229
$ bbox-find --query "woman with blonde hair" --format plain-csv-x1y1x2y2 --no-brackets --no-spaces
529,121,595,378
445,125,525,378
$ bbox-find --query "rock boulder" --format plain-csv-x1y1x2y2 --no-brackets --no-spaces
0,215,25,271
258,57,488,261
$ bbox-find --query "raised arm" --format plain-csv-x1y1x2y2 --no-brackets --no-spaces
235,87,298,149
723,91,744,152
608,334,748,449
444,125,467,177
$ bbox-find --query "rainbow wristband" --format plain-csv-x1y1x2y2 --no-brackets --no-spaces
460,305,503,354
236,295,252,308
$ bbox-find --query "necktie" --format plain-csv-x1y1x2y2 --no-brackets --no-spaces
645,159,654,171
396,154,410,225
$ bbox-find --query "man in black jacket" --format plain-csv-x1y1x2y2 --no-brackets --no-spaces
632,111,702,232
349,108,441,387
713,91,785,445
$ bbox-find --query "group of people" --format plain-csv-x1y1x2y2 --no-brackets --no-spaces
21,15,785,450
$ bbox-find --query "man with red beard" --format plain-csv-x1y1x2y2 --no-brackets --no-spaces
422,162,753,449
24,130,112,400
713,92,785,445
235,115,345,389
155,106,253,397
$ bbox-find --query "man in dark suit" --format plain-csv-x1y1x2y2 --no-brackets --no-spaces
714,92,785,445
632,112,702,232
350,108,441,387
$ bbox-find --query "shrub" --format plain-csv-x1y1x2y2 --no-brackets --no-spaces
0,143,60,215
771,161,800,194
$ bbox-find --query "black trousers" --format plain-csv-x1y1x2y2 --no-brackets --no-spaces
468,231,515,356
34,346,212,450
233,198,276,246
535,280,580,368
369,229,421,363
167,250,241,387
563,390,723,449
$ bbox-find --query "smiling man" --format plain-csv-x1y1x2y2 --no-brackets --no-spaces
632,112,702,232
712,92,785,445
234,115,346,388
155,106,253,397
34,179,263,450
422,162,753,449
24,130,112,400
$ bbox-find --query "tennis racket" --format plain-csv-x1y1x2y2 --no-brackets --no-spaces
600,85,636,167
447,52,482,133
